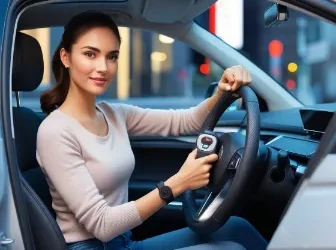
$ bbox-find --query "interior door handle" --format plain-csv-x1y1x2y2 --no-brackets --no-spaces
0,237,14,246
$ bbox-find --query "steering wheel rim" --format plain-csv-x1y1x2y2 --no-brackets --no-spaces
183,85,260,234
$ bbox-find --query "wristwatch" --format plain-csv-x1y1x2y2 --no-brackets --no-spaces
156,181,174,204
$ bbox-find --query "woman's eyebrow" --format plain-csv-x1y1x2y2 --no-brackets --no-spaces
80,46,119,54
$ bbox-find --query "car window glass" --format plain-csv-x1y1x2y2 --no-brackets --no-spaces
14,1,336,112
18,27,240,111
209,0,336,105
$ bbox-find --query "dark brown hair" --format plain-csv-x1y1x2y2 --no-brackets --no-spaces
40,11,121,114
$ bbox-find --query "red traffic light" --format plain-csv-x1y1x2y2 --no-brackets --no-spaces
269,40,283,58
286,79,296,90
200,63,210,75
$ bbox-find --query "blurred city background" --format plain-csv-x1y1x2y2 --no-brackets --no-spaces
17,0,336,110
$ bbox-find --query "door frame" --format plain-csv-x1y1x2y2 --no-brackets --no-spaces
0,0,36,249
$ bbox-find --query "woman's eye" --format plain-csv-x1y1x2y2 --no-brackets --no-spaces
84,51,95,58
108,55,119,61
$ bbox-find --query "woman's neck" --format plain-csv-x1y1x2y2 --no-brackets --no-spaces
61,83,97,119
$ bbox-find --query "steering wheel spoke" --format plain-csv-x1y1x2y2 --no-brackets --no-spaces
196,178,233,221
195,189,215,219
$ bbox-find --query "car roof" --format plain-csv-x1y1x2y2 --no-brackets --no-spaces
14,0,215,34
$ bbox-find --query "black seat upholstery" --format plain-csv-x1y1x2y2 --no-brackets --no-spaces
13,32,67,250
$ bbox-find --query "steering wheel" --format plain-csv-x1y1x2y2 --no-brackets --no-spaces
183,85,261,234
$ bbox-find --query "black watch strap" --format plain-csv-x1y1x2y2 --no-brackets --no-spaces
156,181,174,204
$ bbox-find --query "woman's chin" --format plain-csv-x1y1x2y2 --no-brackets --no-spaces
87,87,107,97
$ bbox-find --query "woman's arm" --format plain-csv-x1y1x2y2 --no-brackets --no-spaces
118,98,210,137
118,65,251,137
37,122,217,242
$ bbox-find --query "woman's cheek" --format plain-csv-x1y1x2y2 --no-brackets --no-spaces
108,61,118,76
78,59,96,75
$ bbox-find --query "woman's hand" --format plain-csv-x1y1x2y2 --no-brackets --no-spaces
206,65,252,112
174,149,218,192
135,149,218,222
216,65,252,95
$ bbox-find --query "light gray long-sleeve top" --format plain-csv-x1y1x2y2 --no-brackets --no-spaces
36,100,209,243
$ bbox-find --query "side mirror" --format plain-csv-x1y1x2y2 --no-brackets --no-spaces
264,3,289,27
205,82,243,111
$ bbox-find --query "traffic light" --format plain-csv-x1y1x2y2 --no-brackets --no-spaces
268,39,284,81
285,62,298,90
191,50,209,75
268,40,283,58
287,62,298,73
285,79,296,90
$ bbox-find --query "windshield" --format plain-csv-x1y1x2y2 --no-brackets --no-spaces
18,0,335,112
210,0,335,105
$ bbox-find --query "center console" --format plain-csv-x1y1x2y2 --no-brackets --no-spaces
265,109,334,181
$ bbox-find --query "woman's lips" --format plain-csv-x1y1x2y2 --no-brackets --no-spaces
90,77,107,86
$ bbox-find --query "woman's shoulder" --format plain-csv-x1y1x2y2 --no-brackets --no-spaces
37,110,76,143
96,101,132,120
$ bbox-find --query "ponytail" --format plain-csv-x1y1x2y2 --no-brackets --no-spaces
40,42,70,115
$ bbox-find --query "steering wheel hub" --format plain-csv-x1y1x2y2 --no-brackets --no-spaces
208,132,246,193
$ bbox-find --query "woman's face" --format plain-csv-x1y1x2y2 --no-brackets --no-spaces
61,26,120,96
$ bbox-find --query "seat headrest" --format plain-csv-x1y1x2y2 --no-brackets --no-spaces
12,32,44,92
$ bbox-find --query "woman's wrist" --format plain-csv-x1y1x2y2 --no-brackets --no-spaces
213,90,223,100
165,173,186,197
207,90,222,113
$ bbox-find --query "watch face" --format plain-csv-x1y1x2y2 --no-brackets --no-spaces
160,186,172,199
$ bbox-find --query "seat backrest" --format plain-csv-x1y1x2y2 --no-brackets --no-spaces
12,32,43,174
21,176,67,250
13,32,67,249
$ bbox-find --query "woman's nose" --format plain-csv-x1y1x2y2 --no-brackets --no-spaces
96,58,108,73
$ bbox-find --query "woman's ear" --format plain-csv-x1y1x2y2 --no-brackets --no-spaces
60,48,70,68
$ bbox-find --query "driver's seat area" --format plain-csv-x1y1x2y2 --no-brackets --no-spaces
12,31,67,250
12,32,248,250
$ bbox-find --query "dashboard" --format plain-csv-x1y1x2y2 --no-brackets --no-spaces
213,106,334,193
219,102,336,135
130,102,335,182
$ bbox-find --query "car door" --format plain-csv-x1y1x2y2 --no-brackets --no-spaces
1,1,38,249
0,1,25,249
0,127,23,249
0,2,13,248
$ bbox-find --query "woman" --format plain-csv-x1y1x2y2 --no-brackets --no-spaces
37,11,267,250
